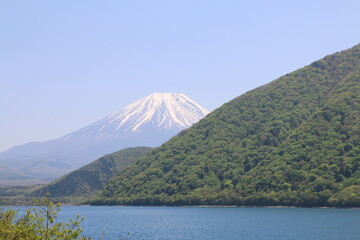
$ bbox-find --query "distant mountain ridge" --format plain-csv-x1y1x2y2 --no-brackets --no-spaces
0,93,209,183
32,147,152,201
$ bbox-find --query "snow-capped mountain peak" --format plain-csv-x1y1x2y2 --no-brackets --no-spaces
62,93,210,140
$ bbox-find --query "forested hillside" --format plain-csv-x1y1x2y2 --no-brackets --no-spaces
94,44,360,207
33,147,152,200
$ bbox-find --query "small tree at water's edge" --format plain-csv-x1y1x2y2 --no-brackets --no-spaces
0,195,89,240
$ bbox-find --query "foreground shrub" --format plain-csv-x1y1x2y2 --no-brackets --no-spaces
0,196,89,240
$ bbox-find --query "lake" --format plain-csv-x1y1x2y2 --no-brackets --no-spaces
12,206,360,239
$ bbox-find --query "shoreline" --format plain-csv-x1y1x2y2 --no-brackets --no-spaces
84,203,360,209
2,203,360,209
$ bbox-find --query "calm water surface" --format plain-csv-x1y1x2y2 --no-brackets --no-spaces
13,206,360,240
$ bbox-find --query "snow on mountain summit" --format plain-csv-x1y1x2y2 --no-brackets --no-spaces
114,93,209,131
62,93,210,140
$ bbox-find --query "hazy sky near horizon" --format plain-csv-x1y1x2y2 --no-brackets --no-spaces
1,0,360,152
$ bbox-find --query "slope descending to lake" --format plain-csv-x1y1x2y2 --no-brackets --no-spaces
33,147,152,201
94,44,360,207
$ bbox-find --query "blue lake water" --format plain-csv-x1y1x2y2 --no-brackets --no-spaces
11,206,360,240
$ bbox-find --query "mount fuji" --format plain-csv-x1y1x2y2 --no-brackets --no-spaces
0,93,209,183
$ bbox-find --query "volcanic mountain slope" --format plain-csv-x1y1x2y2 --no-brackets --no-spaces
0,93,209,182
61,92,209,139
95,44,360,207
32,147,152,201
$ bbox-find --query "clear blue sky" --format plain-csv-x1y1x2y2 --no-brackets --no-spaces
1,0,360,152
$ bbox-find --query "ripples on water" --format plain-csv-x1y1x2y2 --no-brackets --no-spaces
13,206,360,240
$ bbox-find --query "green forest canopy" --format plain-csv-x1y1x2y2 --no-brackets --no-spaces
93,44,360,207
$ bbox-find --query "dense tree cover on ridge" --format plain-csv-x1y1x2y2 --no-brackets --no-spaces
32,147,152,201
92,44,360,207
